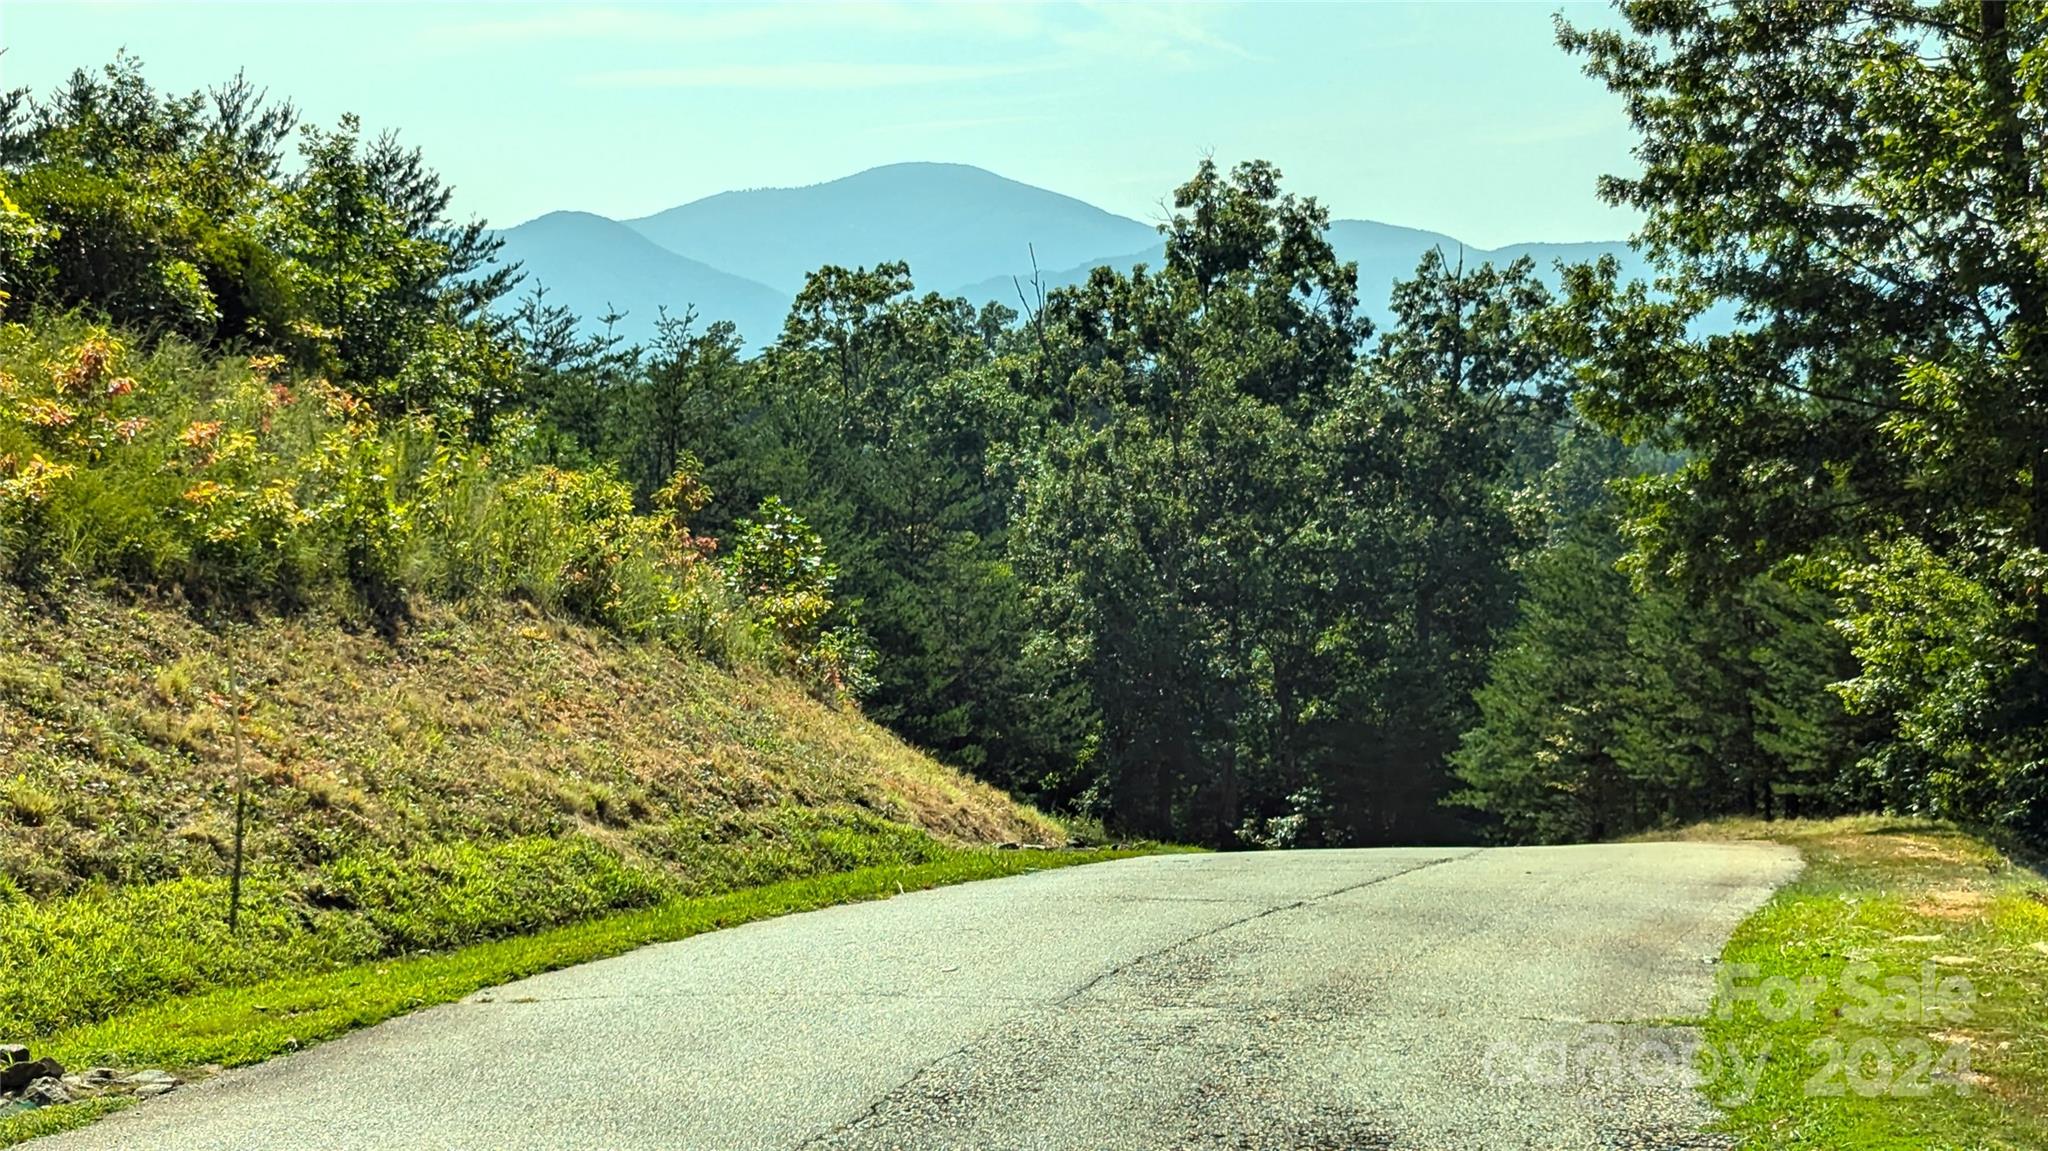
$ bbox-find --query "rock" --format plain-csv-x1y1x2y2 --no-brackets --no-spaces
135,1082,176,1099
22,1077,70,1107
61,1067,119,1094
120,1069,178,1090
0,1045,26,1065
0,1057,59,1093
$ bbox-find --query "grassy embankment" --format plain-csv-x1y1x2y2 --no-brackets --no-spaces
0,582,1165,1145
1670,817,2048,1149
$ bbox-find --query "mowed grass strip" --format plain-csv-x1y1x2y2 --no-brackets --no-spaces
1671,817,2048,1150
2,847,1165,1148
0,1099,131,1147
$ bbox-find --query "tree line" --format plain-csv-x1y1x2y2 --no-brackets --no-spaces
5,0,2044,848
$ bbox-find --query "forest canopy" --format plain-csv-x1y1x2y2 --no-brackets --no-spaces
5,0,2046,849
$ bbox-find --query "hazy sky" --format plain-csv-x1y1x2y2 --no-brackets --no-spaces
0,2,1640,248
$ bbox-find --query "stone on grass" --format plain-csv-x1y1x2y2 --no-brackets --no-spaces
22,1077,70,1107
0,1057,59,1093
61,1067,121,1095
121,1069,180,1097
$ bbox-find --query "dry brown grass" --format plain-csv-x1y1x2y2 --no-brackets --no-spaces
0,584,1063,894
1914,886,1995,920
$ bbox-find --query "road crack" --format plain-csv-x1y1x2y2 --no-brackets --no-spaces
795,851,1477,1150
1052,850,1481,1006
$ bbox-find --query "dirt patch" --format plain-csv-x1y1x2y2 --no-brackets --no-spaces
1912,886,1992,920
1887,836,1983,864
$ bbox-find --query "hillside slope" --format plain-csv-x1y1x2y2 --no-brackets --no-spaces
0,585,1061,901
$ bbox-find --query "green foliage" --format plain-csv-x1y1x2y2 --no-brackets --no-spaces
726,495,875,697
21,35,2048,857
1557,0,2048,840
1010,160,1373,843
0,55,294,344
1304,248,1572,843
1832,537,2042,827
1450,522,1638,843
0,320,772,666
728,495,838,642
1453,523,1867,842
652,265,1059,774
0,54,516,430
0,180,55,315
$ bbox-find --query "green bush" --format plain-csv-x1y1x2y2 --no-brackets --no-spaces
0,320,764,662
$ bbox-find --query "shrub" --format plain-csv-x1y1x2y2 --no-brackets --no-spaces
0,319,781,668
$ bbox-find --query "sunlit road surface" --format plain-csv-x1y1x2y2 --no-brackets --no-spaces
47,844,1800,1150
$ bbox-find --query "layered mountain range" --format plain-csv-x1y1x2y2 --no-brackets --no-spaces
493,162,1647,350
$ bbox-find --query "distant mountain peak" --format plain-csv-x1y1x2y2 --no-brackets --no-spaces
492,210,789,350
623,163,1159,296
495,165,1642,358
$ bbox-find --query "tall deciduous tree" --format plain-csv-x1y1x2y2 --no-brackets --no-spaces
1017,160,1367,843
1308,251,1569,842
1562,0,2048,834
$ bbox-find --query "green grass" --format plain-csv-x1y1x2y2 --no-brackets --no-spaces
1681,817,2048,1149
0,1098,132,1147
0,836,672,1040
1,846,1163,1147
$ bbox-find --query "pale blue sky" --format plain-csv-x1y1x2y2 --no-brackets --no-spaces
0,1,1638,248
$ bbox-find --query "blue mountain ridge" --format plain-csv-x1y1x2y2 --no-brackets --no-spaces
493,164,1655,350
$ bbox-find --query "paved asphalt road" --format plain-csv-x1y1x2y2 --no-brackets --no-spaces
48,843,1801,1150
